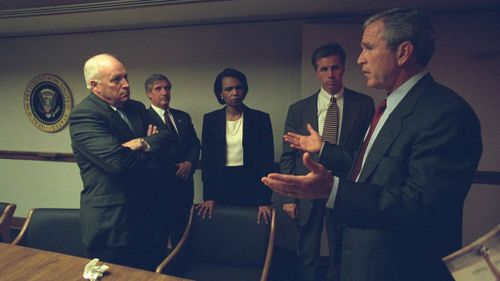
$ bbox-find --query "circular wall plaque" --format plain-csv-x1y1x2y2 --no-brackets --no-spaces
23,73,73,133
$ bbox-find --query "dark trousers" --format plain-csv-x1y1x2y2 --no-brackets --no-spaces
297,200,340,281
222,165,264,206
167,202,191,248
158,198,192,275
85,242,160,271
154,172,194,275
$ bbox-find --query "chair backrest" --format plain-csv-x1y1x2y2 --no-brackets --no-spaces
157,205,276,281
0,202,16,243
12,208,86,257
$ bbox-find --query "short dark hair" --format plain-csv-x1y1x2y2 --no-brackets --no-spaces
365,8,435,66
144,74,170,93
311,43,346,70
213,68,249,105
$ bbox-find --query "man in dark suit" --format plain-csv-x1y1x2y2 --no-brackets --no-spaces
144,74,200,263
280,43,374,281
263,8,482,281
69,54,172,270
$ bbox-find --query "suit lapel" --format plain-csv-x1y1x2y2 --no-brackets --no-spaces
304,93,319,132
123,106,143,137
87,94,135,139
242,105,252,147
359,115,402,182
148,106,181,140
170,109,184,140
359,74,433,181
215,108,227,148
123,103,147,137
111,110,134,135
147,107,166,128
340,89,359,145
303,93,319,161
170,109,186,154
148,107,183,147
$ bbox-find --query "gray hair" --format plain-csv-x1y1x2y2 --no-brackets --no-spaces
144,74,170,93
364,8,435,66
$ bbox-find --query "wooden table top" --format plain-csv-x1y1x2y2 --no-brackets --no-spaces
0,243,191,281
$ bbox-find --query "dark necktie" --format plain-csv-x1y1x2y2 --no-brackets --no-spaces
350,99,387,181
164,110,181,161
116,108,133,131
164,111,179,138
322,96,339,144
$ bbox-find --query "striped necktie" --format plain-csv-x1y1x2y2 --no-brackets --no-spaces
322,96,339,144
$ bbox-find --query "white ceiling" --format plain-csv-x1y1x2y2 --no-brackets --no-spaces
0,0,499,37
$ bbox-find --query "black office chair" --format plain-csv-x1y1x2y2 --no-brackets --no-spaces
0,202,16,243
156,205,276,281
12,208,86,257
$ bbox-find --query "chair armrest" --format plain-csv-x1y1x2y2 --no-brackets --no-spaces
155,205,195,274
0,203,17,243
261,208,276,281
11,208,34,245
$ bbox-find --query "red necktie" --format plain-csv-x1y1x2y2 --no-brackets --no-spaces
350,99,387,181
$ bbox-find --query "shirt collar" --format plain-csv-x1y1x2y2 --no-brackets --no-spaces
387,71,427,110
319,86,344,103
151,104,169,116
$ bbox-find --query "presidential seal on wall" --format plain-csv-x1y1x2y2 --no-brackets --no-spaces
24,73,73,133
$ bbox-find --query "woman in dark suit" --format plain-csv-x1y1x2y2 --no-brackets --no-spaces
198,68,274,223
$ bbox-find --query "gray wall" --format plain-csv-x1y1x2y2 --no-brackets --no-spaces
0,10,499,249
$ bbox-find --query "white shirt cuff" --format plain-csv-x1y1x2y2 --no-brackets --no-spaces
325,176,339,209
319,141,326,156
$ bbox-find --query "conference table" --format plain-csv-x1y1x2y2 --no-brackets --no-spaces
0,242,191,280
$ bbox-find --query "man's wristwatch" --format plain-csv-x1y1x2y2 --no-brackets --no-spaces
138,138,146,147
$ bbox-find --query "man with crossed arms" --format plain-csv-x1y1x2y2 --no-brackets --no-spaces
70,54,173,270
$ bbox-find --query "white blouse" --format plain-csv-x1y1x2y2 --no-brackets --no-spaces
225,114,244,166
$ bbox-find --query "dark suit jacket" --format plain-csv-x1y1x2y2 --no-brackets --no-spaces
201,105,274,206
280,88,374,226
321,74,483,281
147,107,200,203
69,94,170,248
